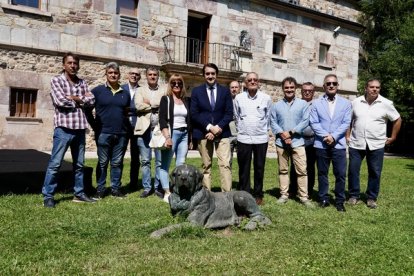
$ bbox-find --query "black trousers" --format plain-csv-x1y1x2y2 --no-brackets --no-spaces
237,141,268,198
128,133,140,187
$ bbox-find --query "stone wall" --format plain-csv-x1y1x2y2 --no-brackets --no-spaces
0,0,361,151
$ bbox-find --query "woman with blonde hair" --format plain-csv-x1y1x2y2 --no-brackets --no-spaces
158,74,191,202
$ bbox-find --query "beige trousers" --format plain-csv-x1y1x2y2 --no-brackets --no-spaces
276,146,308,201
198,138,232,192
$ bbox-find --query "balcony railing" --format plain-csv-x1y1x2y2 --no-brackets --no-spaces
162,34,241,72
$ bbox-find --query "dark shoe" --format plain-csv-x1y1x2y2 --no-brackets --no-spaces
336,203,346,212
255,197,263,205
154,188,165,199
73,194,96,203
140,189,152,198
93,190,106,200
43,198,55,208
111,190,126,198
319,200,330,208
367,199,378,209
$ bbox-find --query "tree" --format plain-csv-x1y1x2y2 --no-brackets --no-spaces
358,0,414,123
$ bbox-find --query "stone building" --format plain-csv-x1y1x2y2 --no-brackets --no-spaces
0,0,363,151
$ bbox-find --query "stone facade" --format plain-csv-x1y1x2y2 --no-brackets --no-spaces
0,0,362,151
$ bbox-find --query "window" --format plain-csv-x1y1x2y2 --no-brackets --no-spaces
11,0,39,9
117,0,138,16
118,0,139,37
272,33,285,56
319,43,330,64
9,88,37,118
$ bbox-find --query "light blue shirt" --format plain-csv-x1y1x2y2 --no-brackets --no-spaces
270,97,309,148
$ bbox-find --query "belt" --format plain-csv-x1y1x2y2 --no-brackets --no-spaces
174,127,187,132
151,108,159,114
304,135,314,139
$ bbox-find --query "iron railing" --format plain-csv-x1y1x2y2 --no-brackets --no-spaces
162,34,241,72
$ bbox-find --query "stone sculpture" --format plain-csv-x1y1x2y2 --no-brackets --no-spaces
151,164,271,238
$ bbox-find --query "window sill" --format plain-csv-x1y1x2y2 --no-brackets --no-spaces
271,56,288,63
6,117,43,124
318,63,334,70
1,3,52,18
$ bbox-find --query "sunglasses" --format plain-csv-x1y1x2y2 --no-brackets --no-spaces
170,81,183,87
247,78,258,83
325,82,338,86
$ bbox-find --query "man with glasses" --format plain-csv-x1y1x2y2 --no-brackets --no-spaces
346,78,401,209
270,77,313,207
134,67,164,198
310,74,352,212
290,82,317,199
122,68,141,191
191,63,233,191
234,73,272,205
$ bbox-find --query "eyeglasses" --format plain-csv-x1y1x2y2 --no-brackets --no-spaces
170,81,183,88
325,82,338,86
247,78,258,83
302,89,314,93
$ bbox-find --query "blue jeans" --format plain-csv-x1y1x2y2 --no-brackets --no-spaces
137,128,161,191
348,147,384,200
160,129,188,190
42,127,86,199
315,148,347,204
96,133,128,192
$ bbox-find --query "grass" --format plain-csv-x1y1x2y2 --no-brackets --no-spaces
1,157,414,275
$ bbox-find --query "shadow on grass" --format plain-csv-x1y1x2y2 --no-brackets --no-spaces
405,164,414,171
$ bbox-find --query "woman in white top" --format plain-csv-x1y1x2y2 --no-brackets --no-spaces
158,74,191,202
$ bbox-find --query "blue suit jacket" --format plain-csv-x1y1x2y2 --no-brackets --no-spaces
190,83,233,140
310,94,352,149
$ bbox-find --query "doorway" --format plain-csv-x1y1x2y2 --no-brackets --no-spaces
187,12,211,64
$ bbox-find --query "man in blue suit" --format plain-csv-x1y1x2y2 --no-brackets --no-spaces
310,74,352,212
122,68,141,191
191,63,233,191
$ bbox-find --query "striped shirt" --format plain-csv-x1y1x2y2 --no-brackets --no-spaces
50,73,95,130
234,90,272,144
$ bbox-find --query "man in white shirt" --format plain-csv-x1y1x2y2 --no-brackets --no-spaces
346,78,402,209
234,72,272,205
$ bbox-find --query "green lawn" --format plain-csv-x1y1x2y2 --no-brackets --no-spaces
1,158,413,275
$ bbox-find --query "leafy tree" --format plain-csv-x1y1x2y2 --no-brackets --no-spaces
358,0,414,123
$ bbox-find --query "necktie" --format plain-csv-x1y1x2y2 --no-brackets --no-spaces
209,86,215,110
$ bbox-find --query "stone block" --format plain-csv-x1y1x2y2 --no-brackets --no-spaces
216,2,228,18
173,6,187,21
61,33,77,52
25,28,39,48
11,28,26,45
76,36,93,54
94,40,110,57
39,30,60,50
0,25,11,43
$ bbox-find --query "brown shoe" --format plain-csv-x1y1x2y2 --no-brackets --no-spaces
255,197,263,205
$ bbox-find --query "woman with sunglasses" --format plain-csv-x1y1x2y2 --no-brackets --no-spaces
158,74,191,202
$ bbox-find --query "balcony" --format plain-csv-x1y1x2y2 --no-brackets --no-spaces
161,34,243,80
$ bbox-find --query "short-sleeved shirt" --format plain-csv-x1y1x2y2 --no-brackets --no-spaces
349,95,400,150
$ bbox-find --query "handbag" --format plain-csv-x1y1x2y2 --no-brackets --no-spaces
149,96,170,150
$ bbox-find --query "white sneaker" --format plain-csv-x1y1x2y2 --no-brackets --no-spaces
163,193,170,203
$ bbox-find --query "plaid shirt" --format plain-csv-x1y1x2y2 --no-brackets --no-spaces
50,73,95,130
